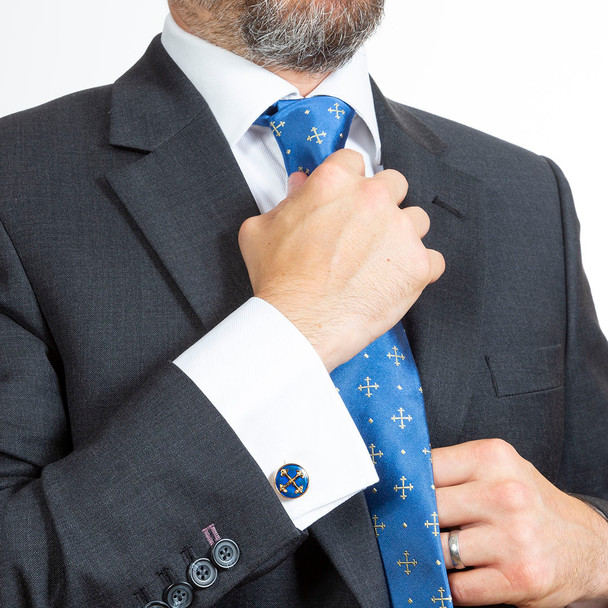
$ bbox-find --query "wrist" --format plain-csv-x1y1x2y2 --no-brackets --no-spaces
571,495,608,602
254,292,359,372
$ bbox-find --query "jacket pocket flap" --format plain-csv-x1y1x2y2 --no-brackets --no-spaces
486,344,563,398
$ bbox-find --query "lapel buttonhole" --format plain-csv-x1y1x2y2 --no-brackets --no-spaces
431,196,464,219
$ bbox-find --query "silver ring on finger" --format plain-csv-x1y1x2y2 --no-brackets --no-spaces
448,529,466,569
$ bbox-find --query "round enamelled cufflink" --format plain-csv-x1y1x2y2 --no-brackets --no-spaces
275,464,309,499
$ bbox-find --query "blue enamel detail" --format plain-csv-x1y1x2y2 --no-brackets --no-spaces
275,464,309,499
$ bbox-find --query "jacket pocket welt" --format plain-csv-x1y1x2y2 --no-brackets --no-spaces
485,344,564,398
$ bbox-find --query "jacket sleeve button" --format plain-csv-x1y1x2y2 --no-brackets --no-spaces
144,603,170,608
162,581,195,608
188,557,218,588
211,538,240,569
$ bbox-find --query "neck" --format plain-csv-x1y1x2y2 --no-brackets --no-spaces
268,69,330,97
169,6,331,97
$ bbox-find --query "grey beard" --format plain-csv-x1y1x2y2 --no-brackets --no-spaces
240,0,385,73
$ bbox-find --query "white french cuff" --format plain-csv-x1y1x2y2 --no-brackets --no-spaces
174,297,378,531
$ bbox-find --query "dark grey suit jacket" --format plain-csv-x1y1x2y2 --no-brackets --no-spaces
0,36,606,607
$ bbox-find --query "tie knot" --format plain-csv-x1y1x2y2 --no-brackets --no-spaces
256,96,355,176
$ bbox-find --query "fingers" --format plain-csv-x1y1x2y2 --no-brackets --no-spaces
373,168,409,206
322,153,411,206
436,482,493,527
432,442,477,487
287,171,308,196
427,249,446,283
441,525,501,570
323,148,367,175
433,439,522,488
402,205,430,237
448,567,514,606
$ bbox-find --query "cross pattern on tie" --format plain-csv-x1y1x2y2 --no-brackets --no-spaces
332,332,451,607
256,94,451,608
255,95,355,175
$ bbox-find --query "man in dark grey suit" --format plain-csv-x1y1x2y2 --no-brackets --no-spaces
0,1,607,607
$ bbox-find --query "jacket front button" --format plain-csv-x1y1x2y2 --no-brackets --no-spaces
162,581,195,608
188,557,218,589
211,538,240,569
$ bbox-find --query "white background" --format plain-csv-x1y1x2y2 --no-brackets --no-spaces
1,0,606,332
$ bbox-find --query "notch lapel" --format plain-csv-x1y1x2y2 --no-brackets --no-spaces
373,83,488,448
106,37,258,332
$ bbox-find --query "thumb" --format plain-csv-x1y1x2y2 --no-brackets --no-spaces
287,171,308,197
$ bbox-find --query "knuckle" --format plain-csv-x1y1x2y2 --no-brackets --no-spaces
315,160,349,185
431,249,446,275
510,559,550,598
238,216,259,244
413,250,433,283
397,209,419,235
510,519,540,553
382,168,409,190
333,147,362,162
327,148,365,172
361,179,392,206
409,205,429,220
492,479,533,512
399,243,433,287
477,437,518,464
405,205,431,229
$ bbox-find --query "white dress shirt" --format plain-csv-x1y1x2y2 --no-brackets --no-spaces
163,14,380,530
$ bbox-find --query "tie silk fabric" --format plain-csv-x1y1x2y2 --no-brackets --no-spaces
258,96,451,608
255,96,355,176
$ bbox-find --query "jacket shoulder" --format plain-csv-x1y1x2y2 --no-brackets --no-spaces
0,86,117,216
0,85,113,158
399,103,555,185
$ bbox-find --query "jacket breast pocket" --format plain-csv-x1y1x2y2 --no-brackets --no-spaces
485,344,564,398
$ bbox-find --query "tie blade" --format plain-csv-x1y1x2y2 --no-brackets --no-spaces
332,325,452,606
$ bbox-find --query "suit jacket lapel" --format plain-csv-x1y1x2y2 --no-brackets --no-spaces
373,82,487,448
107,37,257,332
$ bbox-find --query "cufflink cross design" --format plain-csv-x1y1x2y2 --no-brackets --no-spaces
280,469,304,494
275,464,309,499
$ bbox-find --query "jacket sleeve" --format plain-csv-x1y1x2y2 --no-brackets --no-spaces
545,157,608,516
0,217,303,607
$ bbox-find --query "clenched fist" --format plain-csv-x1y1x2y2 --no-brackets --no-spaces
238,149,445,371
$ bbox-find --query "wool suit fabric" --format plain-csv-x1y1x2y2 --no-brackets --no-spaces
0,36,607,607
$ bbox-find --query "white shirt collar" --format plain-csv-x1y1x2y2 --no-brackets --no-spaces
161,14,381,162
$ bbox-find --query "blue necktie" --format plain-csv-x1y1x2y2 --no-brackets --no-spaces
256,95,354,175
258,96,452,608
